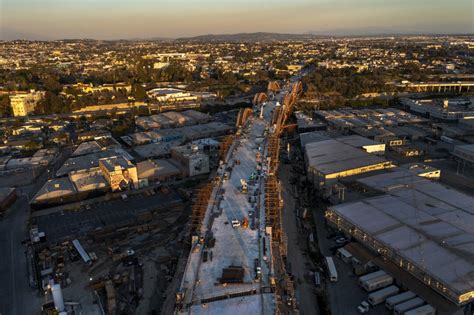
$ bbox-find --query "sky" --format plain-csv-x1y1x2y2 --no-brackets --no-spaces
1,0,473,40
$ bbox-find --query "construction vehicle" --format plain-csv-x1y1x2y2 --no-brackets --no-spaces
240,179,248,193
242,217,249,228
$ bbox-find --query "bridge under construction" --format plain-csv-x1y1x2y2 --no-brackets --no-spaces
175,81,302,314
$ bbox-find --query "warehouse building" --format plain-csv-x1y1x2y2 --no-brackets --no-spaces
171,144,209,177
137,159,182,187
335,135,386,155
123,122,232,147
452,144,474,166
56,149,134,177
326,171,474,306
71,137,121,157
304,138,393,187
99,156,139,191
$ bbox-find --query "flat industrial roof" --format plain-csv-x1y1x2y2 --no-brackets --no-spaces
181,109,211,122
72,141,102,157
305,139,390,175
454,144,474,157
335,135,381,148
133,141,182,158
334,171,474,299
128,122,232,146
137,159,181,179
33,177,77,202
70,169,109,192
299,131,330,148
57,149,134,176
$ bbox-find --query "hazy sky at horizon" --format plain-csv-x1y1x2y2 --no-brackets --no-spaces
1,0,473,39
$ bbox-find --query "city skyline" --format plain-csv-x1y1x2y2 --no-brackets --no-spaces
1,0,473,40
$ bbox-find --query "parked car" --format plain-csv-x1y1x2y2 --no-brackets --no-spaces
358,301,370,314
335,236,348,244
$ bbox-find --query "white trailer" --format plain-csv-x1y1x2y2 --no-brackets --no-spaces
368,285,400,306
358,270,386,286
404,304,436,315
325,256,338,282
393,297,425,315
336,247,352,263
386,291,417,310
72,239,92,265
362,274,393,292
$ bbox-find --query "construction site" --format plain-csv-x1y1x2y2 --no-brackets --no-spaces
27,184,192,315
175,80,303,314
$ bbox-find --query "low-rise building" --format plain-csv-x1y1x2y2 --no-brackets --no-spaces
171,145,209,177
10,90,45,117
137,159,181,187
304,138,393,187
452,144,474,166
326,170,474,306
99,156,138,191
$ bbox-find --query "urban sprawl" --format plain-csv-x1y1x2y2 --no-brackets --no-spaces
0,35,473,315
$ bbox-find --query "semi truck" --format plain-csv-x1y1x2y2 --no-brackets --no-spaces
404,304,436,315
325,256,338,282
358,270,386,286
368,285,399,306
393,297,425,315
362,274,393,292
386,291,417,310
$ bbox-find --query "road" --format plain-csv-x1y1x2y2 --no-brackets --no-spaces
310,195,391,315
0,194,40,315
280,162,320,315
0,147,72,315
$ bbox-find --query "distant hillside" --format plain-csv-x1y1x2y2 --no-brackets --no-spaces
176,32,324,42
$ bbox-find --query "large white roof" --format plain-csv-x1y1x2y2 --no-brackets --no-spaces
333,171,474,297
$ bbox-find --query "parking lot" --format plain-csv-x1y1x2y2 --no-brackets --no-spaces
32,188,183,243
283,140,392,315
311,199,391,315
